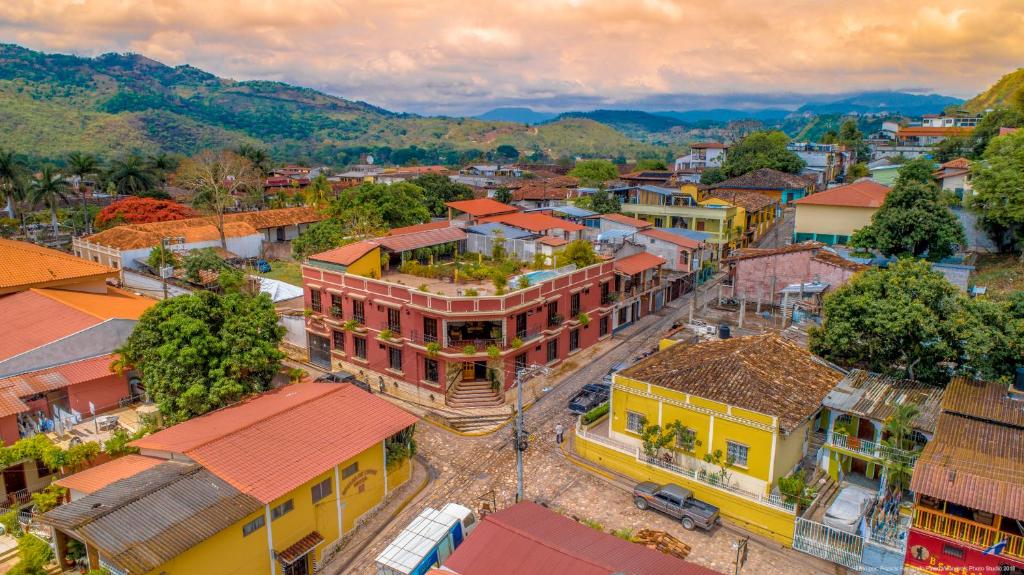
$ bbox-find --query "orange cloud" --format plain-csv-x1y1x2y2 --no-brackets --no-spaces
1,0,1022,114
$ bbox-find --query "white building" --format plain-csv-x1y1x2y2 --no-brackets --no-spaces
674,142,729,172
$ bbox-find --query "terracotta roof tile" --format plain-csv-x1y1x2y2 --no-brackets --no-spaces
710,168,814,191
619,334,843,432
132,383,418,503
55,455,165,495
536,236,569,247
85,220,259,250
481,212,586,233
309,241,379,266
601,213,652,229
613,252,666,275
277,531,324,565
941,377,1024,428
0,354,117,397
940,158,971,170
224,207,326,229
705,190,778,212
0,290,103,361
0,239,115,293
794,181,889,208
725,241,824,262
811,250,869,272
445,199,518,217
896,126,974,137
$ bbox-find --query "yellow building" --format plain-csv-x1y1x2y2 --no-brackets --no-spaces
701,190,778,248
619,183,738,256
793,180,890,246
45,382,417,575
575,334,843,543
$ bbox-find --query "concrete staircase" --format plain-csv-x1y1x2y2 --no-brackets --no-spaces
445,379,504,409
445,412,512,433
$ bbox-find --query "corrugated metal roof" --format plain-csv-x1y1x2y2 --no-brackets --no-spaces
445,199,518,217
550,205,597,218
376,226,467,252
821,369,943,433
619,334,843,433
309,241,379,266
466,222,534,240
480,212,586,233
911,412,1024,518
0,354,117,397
442,502,719,575
44,462,263,574
613,252,666,275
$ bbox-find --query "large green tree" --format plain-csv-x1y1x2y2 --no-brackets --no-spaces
850,160,965,261
179,150,261,248
408,173,474,217
116,291,284,423
574,188,620,214
28,166,72,235
717,131,806,179
108,154,158,197
330,181,430,228
970,129,1024,256
810,258,1022,385
970,107,1024,157
837,119,870,162
569,159,619,187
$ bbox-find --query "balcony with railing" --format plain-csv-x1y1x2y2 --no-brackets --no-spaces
913,507,1024,559
827,431,919,467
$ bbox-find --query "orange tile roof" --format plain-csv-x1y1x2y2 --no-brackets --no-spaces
224,207,326,229
0,239,116,294
794,180,890,208
132,383,418,503
445,198,518,217
387,221,452,236
309,241,379,266
0,354,117,399
639,228,701,249
601,213,653,229
55,455,164,495
940,158,971,170
376,227,467,253
536,236,569,247
614,252,666,275
480,212,586,233
0,290,104,361
34,287,156,320
896,126,974,137
85,220,259,250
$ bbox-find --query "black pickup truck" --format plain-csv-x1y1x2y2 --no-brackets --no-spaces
567,383,609,414
633,482,720,530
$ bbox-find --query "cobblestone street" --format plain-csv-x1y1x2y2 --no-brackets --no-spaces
325,276,833,575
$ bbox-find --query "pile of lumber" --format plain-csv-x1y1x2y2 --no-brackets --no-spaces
633,529,692,559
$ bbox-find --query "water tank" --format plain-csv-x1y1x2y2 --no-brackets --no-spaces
1013,367,1024,394
718,324,731,339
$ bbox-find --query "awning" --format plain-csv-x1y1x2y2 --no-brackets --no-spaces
277,531,324,565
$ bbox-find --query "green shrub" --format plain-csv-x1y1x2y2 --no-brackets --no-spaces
380,328,393,341
9,534,53,575
581,402,609,425
31,484,67,513
577,312,590,326
426,342,441,357
0,509,22,538
510,337,523,349
462,344,478,355
486,345,501,359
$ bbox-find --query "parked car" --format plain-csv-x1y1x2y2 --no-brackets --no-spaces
315,370,370,392
824,485,876,534
568,383,609,414
633,482,720,530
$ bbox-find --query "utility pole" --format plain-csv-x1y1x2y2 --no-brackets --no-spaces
733,536,749,575
513,364,549,503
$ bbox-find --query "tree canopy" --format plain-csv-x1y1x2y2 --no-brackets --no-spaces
713,131,805,181
408,173,474,217
330,181,430,228
179,150,261,248
574,188,620,214
555,239,599,268
809,258,1023,385
634,158,668,171
116,291,284,423
569,159,619,187
970,129,1024,256
850,159,965,261
95,196,195,229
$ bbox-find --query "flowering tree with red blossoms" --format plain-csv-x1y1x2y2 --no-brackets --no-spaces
94,197,196,229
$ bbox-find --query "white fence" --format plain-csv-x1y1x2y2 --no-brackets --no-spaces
793,517,865,570
465,234,540,262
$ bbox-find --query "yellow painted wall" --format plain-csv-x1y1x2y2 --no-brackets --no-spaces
772,421,810,485
143,439,408,575
706,416,774,484
576,436,795,544
794,204,878,237
347,246,383,278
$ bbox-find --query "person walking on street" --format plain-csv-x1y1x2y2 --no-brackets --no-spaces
555,422,565,444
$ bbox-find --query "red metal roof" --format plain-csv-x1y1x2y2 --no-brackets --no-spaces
639,228,701,249
309,241,379,266
794,180,890,208
0,354,117,398
376,227,467,253
55,455,164,495
0,290,104,362
442,502,720,575
387,221,452,236
601,213,652,229
445,199,518,217
614,252,666,275
481,213,586,233
132,383,418,503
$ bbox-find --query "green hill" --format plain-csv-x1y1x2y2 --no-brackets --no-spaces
0,44,667,164
962,68,1024,113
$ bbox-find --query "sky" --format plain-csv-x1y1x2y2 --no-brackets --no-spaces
1,0,1023,116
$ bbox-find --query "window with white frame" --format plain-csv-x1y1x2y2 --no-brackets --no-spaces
626,411,645,434
726,440,749,467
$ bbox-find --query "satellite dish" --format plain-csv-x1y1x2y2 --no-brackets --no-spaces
366,155,375,165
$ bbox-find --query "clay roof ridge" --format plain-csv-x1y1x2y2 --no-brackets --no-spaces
485,511,619,573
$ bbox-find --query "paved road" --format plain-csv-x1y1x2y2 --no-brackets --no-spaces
328,280,830,575
755,207,795,249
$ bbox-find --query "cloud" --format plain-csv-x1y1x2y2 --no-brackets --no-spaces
0,0,1022,114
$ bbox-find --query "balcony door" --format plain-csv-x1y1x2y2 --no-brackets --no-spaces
308,334,331,369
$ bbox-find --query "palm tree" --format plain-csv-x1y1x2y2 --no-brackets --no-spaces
304,174,332,208
29,166,73,236
67,152,101,235
0,149,24,219
236,144,272,176
147,152,178,194
880,403,921,493
108,155,157,196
